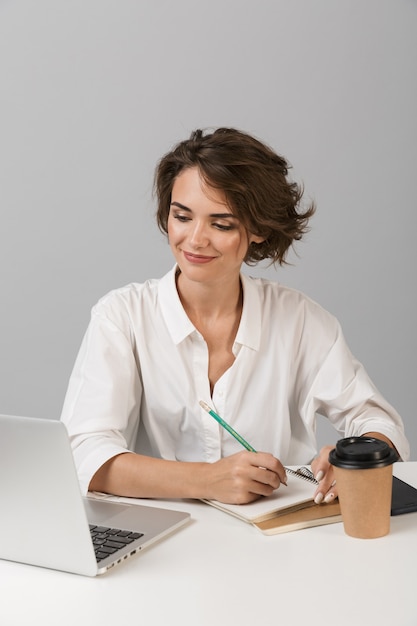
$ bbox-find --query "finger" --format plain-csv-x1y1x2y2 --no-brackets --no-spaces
248,480,278,498
252,466,281,489
313,460,332,483
313,462,336,504
314,476,337,504
250,452,287,486
323,485,338,503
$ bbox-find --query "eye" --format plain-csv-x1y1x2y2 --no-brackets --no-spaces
213,222,235,231
172,213,190,223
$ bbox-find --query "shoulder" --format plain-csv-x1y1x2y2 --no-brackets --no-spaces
95,279,159,308
90,277,162,331
96,278,158,306
242,273,340,332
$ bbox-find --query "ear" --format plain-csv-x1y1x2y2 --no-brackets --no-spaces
249,233,265,245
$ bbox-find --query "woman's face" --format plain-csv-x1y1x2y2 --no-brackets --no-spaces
167,167,263,286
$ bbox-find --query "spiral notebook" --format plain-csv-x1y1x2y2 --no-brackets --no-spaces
202,466,342,535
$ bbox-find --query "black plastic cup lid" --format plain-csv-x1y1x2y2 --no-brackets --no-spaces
329,437,399,469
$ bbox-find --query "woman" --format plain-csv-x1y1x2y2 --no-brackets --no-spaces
61,127,409,505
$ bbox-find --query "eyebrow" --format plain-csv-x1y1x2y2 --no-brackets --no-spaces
170,201,237,220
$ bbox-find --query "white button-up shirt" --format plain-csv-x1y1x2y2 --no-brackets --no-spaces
61,265,410,494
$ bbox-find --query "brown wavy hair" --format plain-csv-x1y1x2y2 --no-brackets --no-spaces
154,127,315,265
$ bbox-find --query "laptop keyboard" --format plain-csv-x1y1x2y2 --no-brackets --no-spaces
89,525,144,563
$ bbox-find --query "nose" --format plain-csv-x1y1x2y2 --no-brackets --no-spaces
189,221,209,248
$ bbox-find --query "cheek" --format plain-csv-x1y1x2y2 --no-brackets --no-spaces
167,218,180,243
222,231,250,258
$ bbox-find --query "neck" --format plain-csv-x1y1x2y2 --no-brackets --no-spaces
175,270,243,321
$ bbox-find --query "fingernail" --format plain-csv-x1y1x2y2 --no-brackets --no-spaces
314,492,324,504
324,492,335,503
330,480,336,487
315,470,324,482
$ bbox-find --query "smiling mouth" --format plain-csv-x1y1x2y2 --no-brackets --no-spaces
182,251,216,264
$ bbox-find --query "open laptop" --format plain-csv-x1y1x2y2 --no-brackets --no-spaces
0,414,190,576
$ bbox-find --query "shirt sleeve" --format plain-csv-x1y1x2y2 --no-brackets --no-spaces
61,299,142,495
302,321,410,461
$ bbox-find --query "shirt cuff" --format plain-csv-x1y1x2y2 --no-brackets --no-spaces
74,439,130,496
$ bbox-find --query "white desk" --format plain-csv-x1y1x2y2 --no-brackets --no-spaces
1,463,416,626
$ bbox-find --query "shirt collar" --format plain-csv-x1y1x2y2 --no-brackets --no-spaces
158,265,262,350
158,266,196,345
236,272,262,350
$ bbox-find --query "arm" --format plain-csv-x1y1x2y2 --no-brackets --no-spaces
297,310,409,462
299,318,408,503
61,298,144,495
89,450,288,505
63,296,287,503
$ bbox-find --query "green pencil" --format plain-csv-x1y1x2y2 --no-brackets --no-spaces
199,400,317,485
199,400,257,452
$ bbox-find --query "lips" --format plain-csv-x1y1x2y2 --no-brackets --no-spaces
182,251,216,264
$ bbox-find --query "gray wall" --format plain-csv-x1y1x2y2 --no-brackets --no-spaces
1,0,416,457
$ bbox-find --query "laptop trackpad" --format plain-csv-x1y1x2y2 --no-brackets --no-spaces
83,496,190,536
84,498,135,526
83,497,171,535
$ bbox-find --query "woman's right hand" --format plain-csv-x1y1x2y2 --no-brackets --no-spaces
205,450,287,504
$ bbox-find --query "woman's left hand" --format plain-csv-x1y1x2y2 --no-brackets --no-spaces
311,445,338,505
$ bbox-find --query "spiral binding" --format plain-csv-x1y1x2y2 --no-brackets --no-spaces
285,466,318,485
